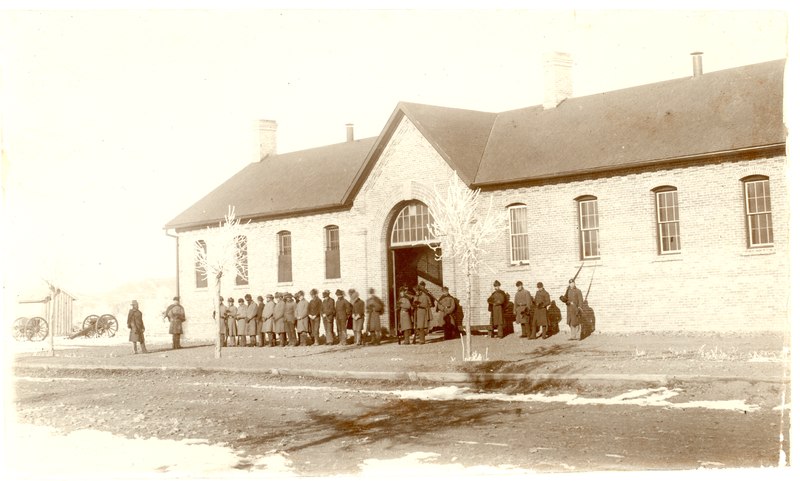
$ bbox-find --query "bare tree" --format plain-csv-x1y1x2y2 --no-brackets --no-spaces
427,171,506,360
193,206,248,359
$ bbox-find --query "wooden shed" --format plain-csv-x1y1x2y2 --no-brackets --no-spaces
18,281,76,337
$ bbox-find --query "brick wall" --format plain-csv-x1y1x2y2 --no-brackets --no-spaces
176,115,788,339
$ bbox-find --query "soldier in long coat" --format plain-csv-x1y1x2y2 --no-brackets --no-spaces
224,298,236,346
165,296,186,349
533,282,551,338
255,296,266,347
334,289,352,345
487,280,508,338
321,290,336,345
244,294,259,347
437,287,457,340
262,294,276,346
295,291,311,346
216,296,227,347
565,279,584,340
308,289,322,345
273,293,287,347
127,300,147,354
413,284,432,344
283,293,298,346
513,281,533,339
365,288,384,345
397,287,414,344
349,289,365,346
235,298,247,347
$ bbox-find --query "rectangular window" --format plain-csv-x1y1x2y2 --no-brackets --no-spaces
745,179,773,246
235,235,248,286
195,240,208,288
579,199,600,259
325,226,341,279
508,205,529,264
278,231,292,282
656,190,681,253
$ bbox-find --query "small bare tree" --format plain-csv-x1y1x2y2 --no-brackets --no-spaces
427,171,506,360
193,206,248,359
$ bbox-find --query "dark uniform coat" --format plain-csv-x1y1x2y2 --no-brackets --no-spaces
217,302,227,335
487,290,507,327
236,305,248,334
566,287,584,327
397,295,413,331
255,301,265,336
533,289,551,327
127,308,145,342
335,297,353,324
262,300,275,333
414,290,432,328
295,298,310,333
166,303,185,334
245,301,259,336
514,288,533,324
273,298,286,334
547,302,562,334
366,295,384,331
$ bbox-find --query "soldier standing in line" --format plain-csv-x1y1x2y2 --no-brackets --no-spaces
365,288,384,345
321,290,336,345
295,291,311,346
308,289,322,346
437,287,457,340
413,283,432,344
487,281,508,338
565,279,584,341
514,281,533,339
164,296,186,349
262,293,276,347
349,289,365,345
283,293,298,346
533,282,551,339
225,297,236,346
215,296,227,347
273,292,287,347
334,289,352,346
127,300,147,354
255,295,266,347
244,294,259,347
397,286,414,345
235,298,247,347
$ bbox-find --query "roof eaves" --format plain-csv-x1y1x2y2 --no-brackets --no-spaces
474,143,786,190
171,203,352,233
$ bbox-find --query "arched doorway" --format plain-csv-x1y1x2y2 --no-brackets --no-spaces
386,200,443,332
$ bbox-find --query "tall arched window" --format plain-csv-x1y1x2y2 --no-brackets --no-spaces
277,231,292,282
324,225,341,279
195,240,208,288
653,186,681,254
576,195,600,259
742,175,773,247
507,203,529,264
390,201,435,247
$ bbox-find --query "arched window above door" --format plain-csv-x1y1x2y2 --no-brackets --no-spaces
390,201,435,247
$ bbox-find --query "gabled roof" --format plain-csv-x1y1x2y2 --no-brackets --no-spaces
166,59,785,231
165,138,375,230
474,59,786,186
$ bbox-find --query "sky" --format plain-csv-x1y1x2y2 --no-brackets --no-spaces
0,2,794,302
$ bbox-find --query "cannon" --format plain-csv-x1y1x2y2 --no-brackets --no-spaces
69,314,118,339
12,316,49,342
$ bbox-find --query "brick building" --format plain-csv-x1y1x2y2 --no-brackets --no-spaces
165,56,788,339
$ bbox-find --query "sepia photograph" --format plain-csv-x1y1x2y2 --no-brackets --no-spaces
1,1,795,480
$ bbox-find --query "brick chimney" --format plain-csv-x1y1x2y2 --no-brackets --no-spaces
542,51,573,110
691,51,703,77
257,119,277,161
346,123,354,142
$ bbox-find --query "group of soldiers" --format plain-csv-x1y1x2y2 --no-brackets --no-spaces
216,288,385,347
126,296,187,354
394,281,461,345
486,279,585,341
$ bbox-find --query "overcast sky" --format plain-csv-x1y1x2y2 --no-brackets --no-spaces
0,3,793,300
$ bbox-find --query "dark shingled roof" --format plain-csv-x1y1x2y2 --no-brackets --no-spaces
165,138,376,230
166,59,785,231
474,59,786,186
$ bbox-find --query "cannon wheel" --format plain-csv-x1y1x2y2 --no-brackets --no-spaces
96,314,118,338
13,317,29,341
26,317,49,342
82,315,99,337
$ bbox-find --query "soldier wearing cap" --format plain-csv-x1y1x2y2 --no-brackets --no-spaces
514,281,533,339
321,290,336,345
273,292,287,347
437,286,457,340
216,296,228,347
533,282,551,339
283,293,298,346
164,296,186,349
308,289,322,345
127,300,147,354
334,289,352,345
413,282,433,344
262,293,276,346
235,298,247,347
397,286,414,345
295,291,311,346
349,289,365,345
244,294,258,347
487,280,508,338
